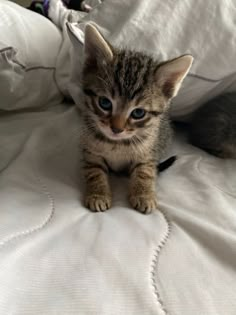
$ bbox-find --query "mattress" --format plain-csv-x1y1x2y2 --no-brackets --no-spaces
0,104,236,314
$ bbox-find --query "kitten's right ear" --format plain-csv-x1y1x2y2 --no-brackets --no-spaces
84,24,113,66
155,55,193,99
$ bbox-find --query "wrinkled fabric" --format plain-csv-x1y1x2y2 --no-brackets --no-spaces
0,0,62,110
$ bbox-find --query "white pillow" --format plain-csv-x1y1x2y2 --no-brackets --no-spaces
0,0,63,110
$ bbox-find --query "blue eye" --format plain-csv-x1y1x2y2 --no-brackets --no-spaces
98,97,112,111
131,108,146,119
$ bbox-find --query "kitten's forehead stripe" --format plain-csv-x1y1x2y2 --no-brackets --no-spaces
113,51,154,101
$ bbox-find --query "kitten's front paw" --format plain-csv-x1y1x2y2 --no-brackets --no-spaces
129,194,158,214
85,194,112,212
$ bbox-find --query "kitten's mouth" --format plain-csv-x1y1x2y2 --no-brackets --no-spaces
99,125,134,141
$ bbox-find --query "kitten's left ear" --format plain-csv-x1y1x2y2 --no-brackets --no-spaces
155,55,193,99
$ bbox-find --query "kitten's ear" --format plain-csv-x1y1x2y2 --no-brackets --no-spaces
155,55,193,99
84,24,113,66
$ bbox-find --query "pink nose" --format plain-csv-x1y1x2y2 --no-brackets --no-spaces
111,127,124,134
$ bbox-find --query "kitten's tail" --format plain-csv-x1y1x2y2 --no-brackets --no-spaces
158,156,177,173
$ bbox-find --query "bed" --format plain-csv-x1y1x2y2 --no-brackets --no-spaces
0,1,236,314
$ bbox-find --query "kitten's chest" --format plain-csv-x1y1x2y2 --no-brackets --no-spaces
104,147,132,172
94,141,153,172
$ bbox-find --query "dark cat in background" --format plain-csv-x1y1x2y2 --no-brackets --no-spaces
189,93,236,159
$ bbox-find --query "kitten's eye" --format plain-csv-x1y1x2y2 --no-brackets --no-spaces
130,108,146,120
98,97,112,111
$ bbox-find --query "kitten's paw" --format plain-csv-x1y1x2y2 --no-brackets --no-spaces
85,194,112,212
129,195,158,214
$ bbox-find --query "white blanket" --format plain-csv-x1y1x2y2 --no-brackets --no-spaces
0,105,236,314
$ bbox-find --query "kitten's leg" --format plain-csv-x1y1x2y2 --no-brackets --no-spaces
129,162,158,214
83,160,112,212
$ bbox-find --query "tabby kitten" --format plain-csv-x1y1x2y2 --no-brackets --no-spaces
189,93,236,159
78,24,193,213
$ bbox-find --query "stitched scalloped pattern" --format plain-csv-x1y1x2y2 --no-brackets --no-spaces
150,211,171,315
0,112,80,249
0,171,55,248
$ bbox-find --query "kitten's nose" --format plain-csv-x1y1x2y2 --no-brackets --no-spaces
111,127,124,134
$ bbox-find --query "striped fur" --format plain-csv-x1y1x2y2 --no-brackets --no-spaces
78,24,193,213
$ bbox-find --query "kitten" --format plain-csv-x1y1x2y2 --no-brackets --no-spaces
78,24,193,213
189,93,236,159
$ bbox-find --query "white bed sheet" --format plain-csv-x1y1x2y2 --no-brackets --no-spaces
0,104,236,315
